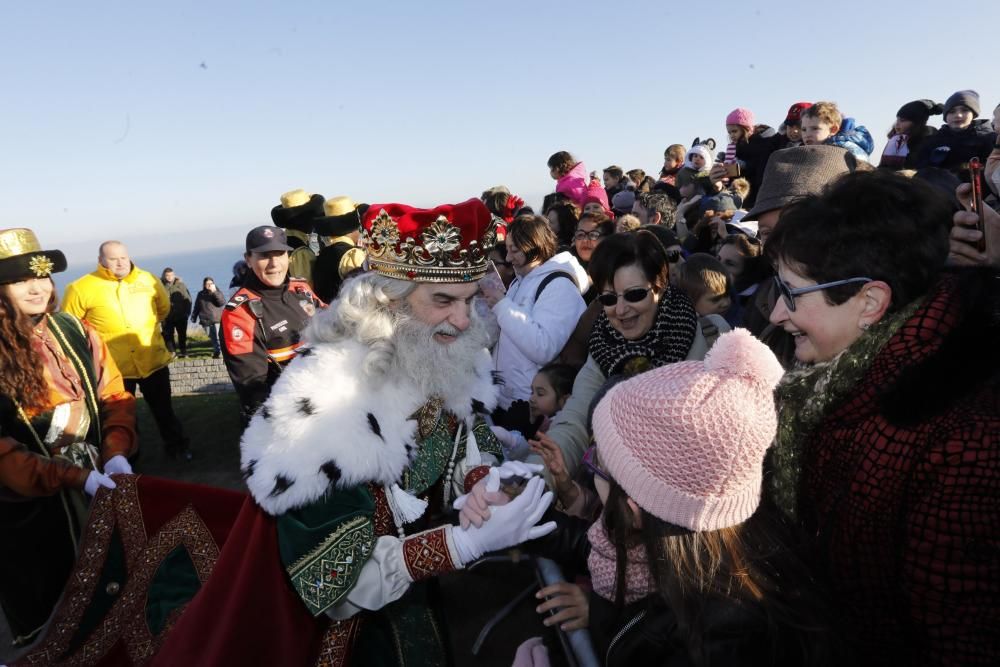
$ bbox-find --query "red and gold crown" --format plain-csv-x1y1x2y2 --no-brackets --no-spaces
360,199,498,283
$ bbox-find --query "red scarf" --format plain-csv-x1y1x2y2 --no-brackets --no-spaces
586,520,656,605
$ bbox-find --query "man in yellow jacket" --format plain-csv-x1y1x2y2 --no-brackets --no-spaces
62,241,193,460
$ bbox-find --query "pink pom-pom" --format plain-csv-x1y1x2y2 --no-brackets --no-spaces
703,329,784,389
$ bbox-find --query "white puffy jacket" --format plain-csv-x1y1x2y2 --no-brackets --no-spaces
491,252,590,408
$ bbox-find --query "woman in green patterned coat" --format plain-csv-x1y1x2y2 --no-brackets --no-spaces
0,228,137,648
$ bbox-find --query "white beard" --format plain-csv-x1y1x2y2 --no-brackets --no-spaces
392,303,492,403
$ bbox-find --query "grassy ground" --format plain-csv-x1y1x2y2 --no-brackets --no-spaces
169,329,218,360
132,392,244,489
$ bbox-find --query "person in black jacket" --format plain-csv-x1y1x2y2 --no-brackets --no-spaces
160,267,192,356
914,90,997,178
523,332,843,666
191,276,226,357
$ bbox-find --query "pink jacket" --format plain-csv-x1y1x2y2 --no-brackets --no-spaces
556,162,588,209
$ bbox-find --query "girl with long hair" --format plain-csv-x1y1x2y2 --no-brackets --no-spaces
530,331,841,665
0,228,136,647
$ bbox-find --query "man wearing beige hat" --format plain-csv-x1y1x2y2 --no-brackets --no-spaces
739,145,870,367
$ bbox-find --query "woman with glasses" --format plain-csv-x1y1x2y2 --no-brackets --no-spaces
533,230,717,485
766,170,1000,664
481,215,589,437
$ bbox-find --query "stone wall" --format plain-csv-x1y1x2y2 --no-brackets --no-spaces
166,357,233,395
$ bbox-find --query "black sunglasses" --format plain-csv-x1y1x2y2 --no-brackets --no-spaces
597,287,651,307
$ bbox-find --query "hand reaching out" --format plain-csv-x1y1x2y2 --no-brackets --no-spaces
453,461,545,529
949,182,1000,267
536,582,589,631
530,432,580,510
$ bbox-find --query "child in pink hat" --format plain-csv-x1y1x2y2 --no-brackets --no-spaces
528,330,843,665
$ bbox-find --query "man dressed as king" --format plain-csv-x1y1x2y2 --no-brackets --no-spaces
145,199,556,667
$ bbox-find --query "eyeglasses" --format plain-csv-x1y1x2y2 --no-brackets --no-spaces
582,445,610,482
573,230,605,242
597,287,652,307
773,274,872,312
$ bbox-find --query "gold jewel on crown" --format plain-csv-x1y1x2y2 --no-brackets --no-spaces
361,209,497,282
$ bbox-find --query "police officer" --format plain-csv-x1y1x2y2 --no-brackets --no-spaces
222,225,323,426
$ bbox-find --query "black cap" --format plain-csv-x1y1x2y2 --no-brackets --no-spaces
896,99,944,125
245,225,293,253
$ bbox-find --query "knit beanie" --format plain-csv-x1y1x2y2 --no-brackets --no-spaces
592,329,784,531
784,102,812,126
685,145,714,172
584,177,612,214
943,90,981,119
611,189,635,213
725,107,755,130
896,99,944,125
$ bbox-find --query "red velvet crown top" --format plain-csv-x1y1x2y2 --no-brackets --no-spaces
360,199,498,283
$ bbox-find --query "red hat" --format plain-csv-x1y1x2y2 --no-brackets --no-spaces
785,102,813,125
360,199,498,283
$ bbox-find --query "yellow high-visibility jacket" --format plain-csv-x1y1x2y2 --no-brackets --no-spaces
61,264,172,379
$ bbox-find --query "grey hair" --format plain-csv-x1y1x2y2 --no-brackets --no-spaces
303,272,417,380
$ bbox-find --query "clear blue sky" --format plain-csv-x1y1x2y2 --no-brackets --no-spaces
3,0,998,258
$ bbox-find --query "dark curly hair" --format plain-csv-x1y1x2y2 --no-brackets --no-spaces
0,281,56,411
766,170,951,312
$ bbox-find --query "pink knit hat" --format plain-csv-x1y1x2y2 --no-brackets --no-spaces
725,107,755,130
592,329,784,531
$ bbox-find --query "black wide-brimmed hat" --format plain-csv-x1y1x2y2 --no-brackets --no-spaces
0,228,67,284
313,196,369,237
270,189,326,233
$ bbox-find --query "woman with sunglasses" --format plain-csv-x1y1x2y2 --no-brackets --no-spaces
524,331,840,665
0,229,137,648
766,170,1000,664
533,230,716,484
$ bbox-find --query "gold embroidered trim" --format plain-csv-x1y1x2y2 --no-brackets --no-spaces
287,515,376,616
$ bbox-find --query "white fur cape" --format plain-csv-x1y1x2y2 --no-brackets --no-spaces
240,336,499,515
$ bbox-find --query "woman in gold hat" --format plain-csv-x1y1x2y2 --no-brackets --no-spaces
0,228,137,647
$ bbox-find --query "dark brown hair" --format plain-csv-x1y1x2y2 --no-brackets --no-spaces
588,230,669,295
603,165,624,180
507,214,558,265
544,201,580,248
547,151,577,176
766,169,950,311
676,253,730,301
0,281,56,411
603,480,841,665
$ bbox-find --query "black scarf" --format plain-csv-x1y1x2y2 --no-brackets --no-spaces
588,286,698,377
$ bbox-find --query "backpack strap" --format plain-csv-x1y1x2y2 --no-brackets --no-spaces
534,271,576,302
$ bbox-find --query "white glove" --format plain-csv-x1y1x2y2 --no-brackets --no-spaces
491,426,531,460
103,455,133,475
453,461,546,529
84,470,117,497
450,475,556,565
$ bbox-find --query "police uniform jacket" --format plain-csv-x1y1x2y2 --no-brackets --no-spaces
220,271,322,419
